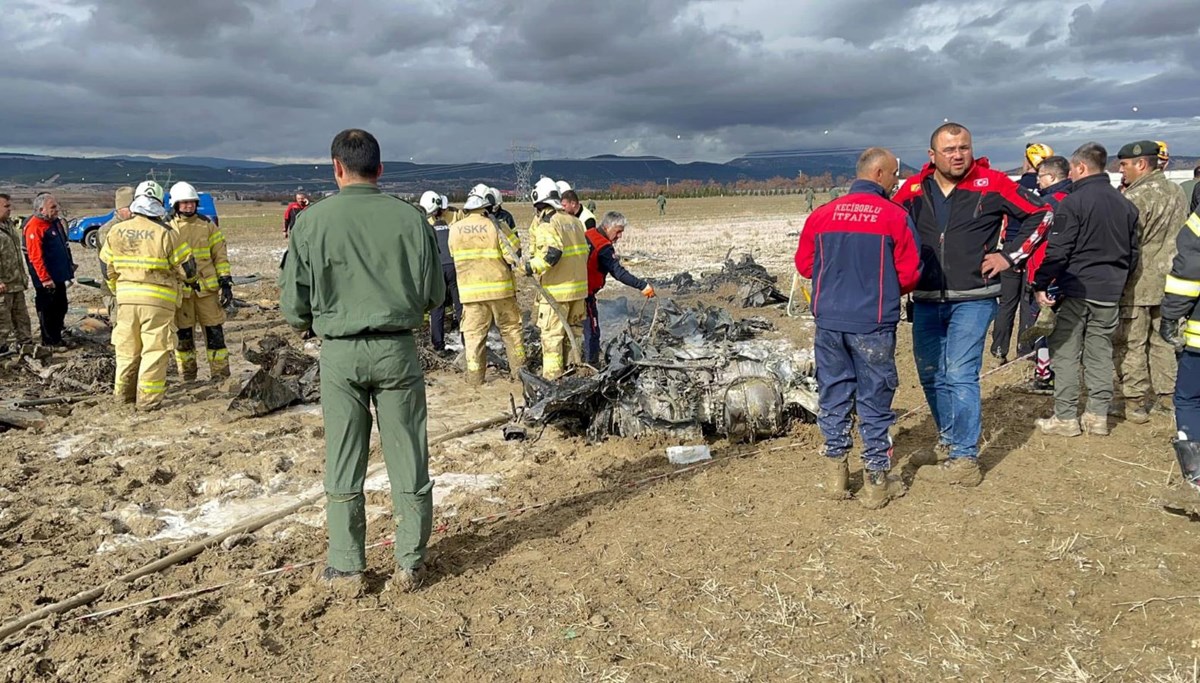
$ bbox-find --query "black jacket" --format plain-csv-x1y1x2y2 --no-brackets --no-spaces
892,158,1051,302
1032,174,1139,303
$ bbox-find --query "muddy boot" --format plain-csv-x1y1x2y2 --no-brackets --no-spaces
1126,399,1151,425
311,565,365,599
821,455,850,500
1080,412,1109,436
383,564,427,596
919,457,983,487
909,442,950,467
858,469,906,510
1153,394,1175,415
175,329,198,382
465,369,485,386
1036,415,1082,437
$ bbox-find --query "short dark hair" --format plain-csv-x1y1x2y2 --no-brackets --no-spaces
1193,164,1200,178
330,128,381,178
1038,156,1069,181
561,190,580,202
930,122,970,149
1071,142,1107,173
0,193,9,202
855,147,893,177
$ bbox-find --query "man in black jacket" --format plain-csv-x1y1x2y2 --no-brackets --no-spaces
1032,143,1139,437
893,123,1052,486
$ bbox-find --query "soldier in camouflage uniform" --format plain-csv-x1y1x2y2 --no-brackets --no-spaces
96,187,135,322
0,193,33,349
1112,141,1188,422
805,186,815,212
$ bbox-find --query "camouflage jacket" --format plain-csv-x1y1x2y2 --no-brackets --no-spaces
0,218,29,290
1123,170,1188,306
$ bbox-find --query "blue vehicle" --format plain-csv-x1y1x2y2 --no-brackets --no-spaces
68,191,219,249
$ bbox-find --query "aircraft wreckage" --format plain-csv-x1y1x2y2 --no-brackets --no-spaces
515,297,818,443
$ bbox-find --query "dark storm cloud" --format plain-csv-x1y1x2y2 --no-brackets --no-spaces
0,0,1197,166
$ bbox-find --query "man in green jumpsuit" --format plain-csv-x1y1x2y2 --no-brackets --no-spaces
281,129,445,596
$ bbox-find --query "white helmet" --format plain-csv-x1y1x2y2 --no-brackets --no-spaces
531,176,561,208
464,184,493,211
135,180,164,204
168,181,199,206
488,186,503,206
555,180,572,195
418,190,441,215
440,194,451,209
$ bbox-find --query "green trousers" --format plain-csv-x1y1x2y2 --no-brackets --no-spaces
320,333,432,573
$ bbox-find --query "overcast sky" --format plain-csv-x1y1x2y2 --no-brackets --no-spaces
1,0,1197,169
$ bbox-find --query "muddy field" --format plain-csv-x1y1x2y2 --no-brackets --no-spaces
2,196,1199,682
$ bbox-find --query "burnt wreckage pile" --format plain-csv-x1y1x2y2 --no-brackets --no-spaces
653,252,788,309
517,298,817,443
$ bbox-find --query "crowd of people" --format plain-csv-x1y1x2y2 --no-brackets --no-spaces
797,122,1199,510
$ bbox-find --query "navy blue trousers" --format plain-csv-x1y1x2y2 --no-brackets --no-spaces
815,327,899,471
1176,351,1200,440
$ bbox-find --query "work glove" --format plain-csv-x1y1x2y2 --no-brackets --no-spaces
641,284,656,298
1160,318,1185,352
523,260,534,277
218,276,234,308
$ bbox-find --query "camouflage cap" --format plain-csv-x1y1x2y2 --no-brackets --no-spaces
114,186,134,210
1117,140,1161,160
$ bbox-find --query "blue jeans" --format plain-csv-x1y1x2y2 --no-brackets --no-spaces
912,299,998,459
815,327,899,471
1176,351,1200,441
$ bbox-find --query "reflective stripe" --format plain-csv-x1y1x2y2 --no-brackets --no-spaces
207,349,229,361
459,281,515,296
561,244,589,257
1187,333,1200,349
175,351,197,362
191,247,212,259
215,263,231,276
208,231,225,245
111,257,169,268
467,359,484,371
544,281,587,299
170,243,193,266
139,380,166,394
116,282,180,304
1188,213,1200,237
453,247,504,261
199,276,220,289
1166,274,1200,298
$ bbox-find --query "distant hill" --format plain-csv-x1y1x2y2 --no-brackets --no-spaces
6,147,1141,194
103,155,276,169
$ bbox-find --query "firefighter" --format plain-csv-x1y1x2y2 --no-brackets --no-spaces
450,184,525,384
1161,210,1200,496
169,182,233,381
100,181,197,410
525,177,588,379
96,187,135,322
488,186,518,235
420,190,461,353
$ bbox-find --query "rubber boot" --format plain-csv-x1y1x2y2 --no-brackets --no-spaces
204,325,230,380
175,328,198,381
1174,440,1200,492
859,469,907,510
822,455,849,500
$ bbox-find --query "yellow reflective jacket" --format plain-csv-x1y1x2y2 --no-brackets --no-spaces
170,212,230,297
449,210,519,303
528,207,588,302
1164,212,1200,350
100,214,194,309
